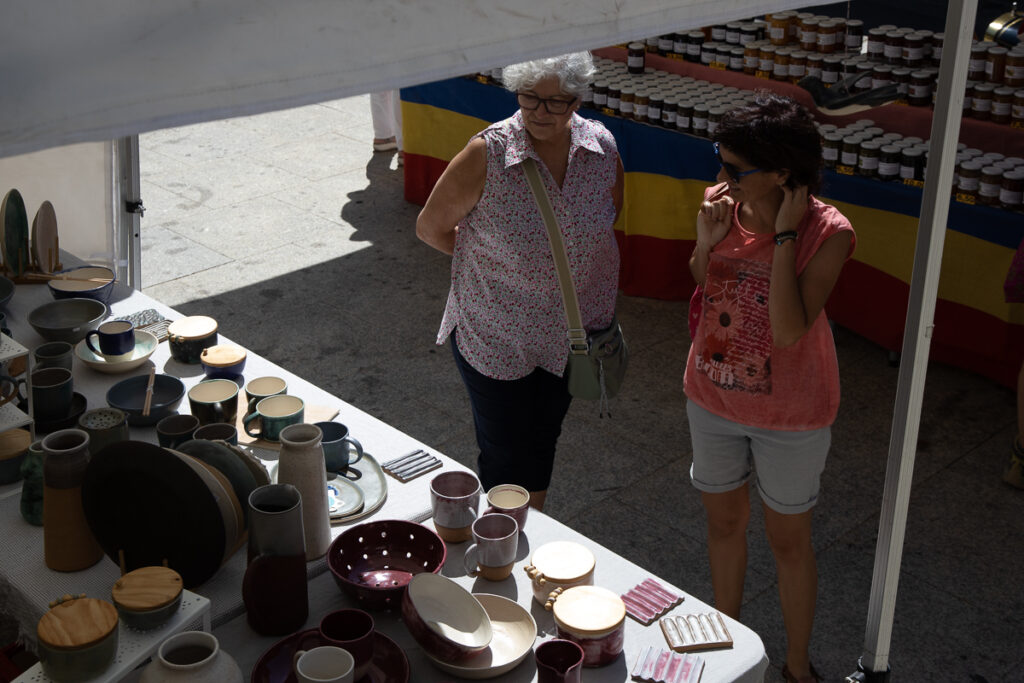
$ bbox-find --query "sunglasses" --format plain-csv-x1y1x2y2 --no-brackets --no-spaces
517,93,577,115
714,142,761,183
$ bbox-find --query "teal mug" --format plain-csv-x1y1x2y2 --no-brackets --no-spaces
244,395,304,442
244,376,288,413
315,422,363,473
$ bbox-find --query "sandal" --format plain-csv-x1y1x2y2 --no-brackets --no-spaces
1003,438,1024,489
782,662,822,683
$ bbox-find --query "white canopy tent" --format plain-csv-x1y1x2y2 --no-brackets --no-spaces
0,1,981,679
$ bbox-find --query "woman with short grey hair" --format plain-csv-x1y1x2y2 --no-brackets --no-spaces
416,51,623,511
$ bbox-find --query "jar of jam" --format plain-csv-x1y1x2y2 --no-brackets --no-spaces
700,42,716,67
711,25,727,42
979,166,1004,205
707,106,726,136
897,33,923,68
853,62,874,93
1005,48,1024,88
1001,170,1024,210
863,126,885,138
581,87,595,109
743,42,761,74
806,53,824,79
676,99,695,132
993,87,1015,124
729,46,745,72
867,28,887,59
832,18,847,49
930,33,945,67
817,20,839,54
822,55,842,85
627,43,646,74
1014,89,1024,127
883,31,903,65
968,43,988,81
634,89,650,123
758,45,777,79
739,23,760,46
822,132,843,169
645,36,660,53
618,85,635,119
901,147,927,182
658,34,674,56
878,145,901,181
692,103,710,137
772,48,791,81
647,93,663,126
909,71,933,106
789,50,808,83
971,83,995,120
671,33,687,59
957,160,983,201
872,64,894,89
799,18,819,52
985,46,1008,85
686,30,704,62
858,139,881,177
592,80,609,109
606,84,621,112
725,22,743,45
846,19,864,53
660,96,677,127
840,135,862,168
769,13,790,46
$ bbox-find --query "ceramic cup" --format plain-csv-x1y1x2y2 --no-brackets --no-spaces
194,422,238,446
294,646,354,683
319,609,374,680
85,319,135,360
77,408,130,456
156,414,201,449
429,471,481,543
315,422,363,473
187,379,240,426
33,341,75,372
535,639,585,683
485,483,530,530
31,368,74,421
244,395,304,442
244,376,288,412
463,513,518,580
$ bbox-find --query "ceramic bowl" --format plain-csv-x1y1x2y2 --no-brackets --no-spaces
0,276,14,309
47,266,116,303
111,566,184,631
401,573,492,662
75,329,158,374
199,344,247,380
106,374,186,426
28,298,108,344
327,519,446,610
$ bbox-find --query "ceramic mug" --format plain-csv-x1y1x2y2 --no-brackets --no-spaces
536,639,585,683
85,319,135,360
319,609,374,680
0,374,27,410
156,414,201,449
429,471,481,543
463,513,518,580
193,422,238,446
244,395,304,442
31,368,73,421
187,379,240,426
244,376,288,412
485,483,530,530
315,422,363,472
33,341,75,372
293,646,354,683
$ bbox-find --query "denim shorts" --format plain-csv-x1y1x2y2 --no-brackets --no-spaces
686,399,831,514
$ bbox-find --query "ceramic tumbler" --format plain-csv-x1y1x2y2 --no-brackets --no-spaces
193,422,238,446
429,471,481,543
463,513,518,580
78,407,130,456
31,368,73,421
139,631,242,683
156,414,201,449
42,429,104,571
276,424,331,559
33,341,75,371
244,484,308,635
319,609,374,680
485,483,530,530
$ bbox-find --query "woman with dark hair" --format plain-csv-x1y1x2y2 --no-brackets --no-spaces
684,92,855,683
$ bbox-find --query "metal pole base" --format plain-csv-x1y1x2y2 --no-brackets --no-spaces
845,657,891,683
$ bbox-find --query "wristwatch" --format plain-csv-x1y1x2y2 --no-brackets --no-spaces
774,230,798,246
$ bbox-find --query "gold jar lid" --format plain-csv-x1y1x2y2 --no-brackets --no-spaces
200,344,247,367
551,585,625,635
112,566,183,611
530,541,595,583
38,595,118,650
167,315,218,340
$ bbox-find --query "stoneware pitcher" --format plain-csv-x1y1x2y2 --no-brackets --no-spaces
42,429,104,571
139,630,242,683
536,639,585,683
276,423,331,559
243,484,308,635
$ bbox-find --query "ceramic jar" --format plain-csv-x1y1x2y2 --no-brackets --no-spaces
111,566,183,631
524,541,596,605
243,484,308,635
167,316,218,364
78,407,130,456
139,631,242,683
42,429,104,571
546,585,626,667
276,424,331,559
199,344,247,380
19,439,45,525
37,594,119,682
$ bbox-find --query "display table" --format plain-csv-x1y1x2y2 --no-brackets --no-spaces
0,279,768,682
400,64,1024,388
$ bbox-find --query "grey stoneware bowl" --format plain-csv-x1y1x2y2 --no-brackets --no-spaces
28,297,108,343
106,374,186,426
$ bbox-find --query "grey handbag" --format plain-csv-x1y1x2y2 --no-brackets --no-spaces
521,157,628,413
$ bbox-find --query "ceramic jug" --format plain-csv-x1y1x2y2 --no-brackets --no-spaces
42,429,104,571
139,631,242,683
536,639,585,683
243,484,308,635
276,423,331,559
19,440,45,526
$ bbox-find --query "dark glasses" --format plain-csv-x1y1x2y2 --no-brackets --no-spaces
714,142,761,183
517,93,577,114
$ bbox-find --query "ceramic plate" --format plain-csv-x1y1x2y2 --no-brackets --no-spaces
422,593,537,679
328,476,364,518
0,189,30,277
31,200,59,273
251,629,409,683
269,452,388,525
75,329,158,374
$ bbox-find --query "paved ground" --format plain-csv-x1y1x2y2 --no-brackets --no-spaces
139,93,1024,682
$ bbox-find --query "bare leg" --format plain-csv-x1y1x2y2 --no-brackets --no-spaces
529,490,547,511
763,503,816,680
701,485,750,619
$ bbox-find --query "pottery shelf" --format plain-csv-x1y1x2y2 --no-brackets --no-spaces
0,333,32,439
13,590,211,683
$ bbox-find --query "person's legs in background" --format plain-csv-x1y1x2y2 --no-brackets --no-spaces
369,91,398,152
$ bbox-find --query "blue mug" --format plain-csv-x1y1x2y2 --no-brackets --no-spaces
316,421,363,472
85,320,135,360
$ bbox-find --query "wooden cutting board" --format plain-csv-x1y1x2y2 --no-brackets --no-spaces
234,404,340,451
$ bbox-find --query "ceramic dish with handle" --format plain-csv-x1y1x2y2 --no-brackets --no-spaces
401,572,492,662
106,373,185,426
28,297,107,344
76,328,158,374
47,265,116,304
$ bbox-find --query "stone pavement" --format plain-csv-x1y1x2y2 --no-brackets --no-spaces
139,94,1024,682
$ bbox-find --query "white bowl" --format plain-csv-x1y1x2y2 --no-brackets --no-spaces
402,573,492,661
75,329,158,374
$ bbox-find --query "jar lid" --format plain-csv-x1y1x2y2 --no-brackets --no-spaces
38,595,118,650
112,566,183,611
531,541,595,582
167,315,218,340
551,586,626,634
200,344,247,367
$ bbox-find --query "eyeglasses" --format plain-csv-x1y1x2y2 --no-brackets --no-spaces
517,93,577,114
714,142,761,183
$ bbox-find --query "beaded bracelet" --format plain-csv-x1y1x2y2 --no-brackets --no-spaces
774,230,798,246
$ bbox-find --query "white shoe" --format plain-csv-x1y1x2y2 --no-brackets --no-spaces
373,137,398,152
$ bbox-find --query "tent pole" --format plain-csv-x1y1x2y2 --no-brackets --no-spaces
848,1,976,680
116,135,143,290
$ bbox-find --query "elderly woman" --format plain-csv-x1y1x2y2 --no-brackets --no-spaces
685,93,855,683
416,52,623,511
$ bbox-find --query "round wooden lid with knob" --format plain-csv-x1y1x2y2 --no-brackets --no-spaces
111,566,183,611
37,594,118,650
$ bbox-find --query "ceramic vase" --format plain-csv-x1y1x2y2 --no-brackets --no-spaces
42,429,103,571
139,631,242,683
243,484,308,635
276,423,331,560
19,440,45,526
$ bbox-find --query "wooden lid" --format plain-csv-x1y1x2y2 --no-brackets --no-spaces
531,541,595,582
0,428,31,461
111,566,183,611
200,344,246,367
552,585,626,634
167,315,217,340
38,595,118,650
